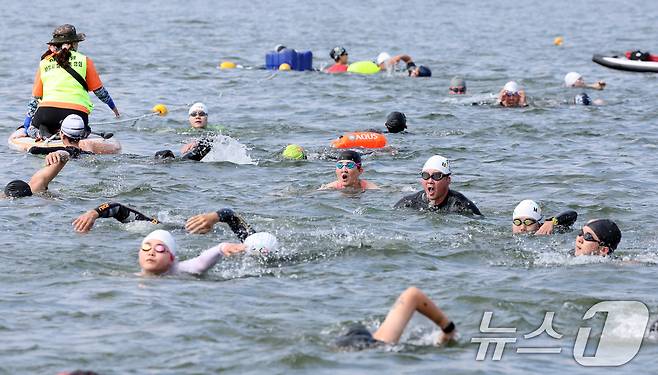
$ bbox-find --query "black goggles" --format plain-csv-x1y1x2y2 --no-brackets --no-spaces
420,171,450,181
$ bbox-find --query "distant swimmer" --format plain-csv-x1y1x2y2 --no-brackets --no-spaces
570,92,605,106
564,72,605,90
512,200,577,235
449,76,466,94
376,52,431,77
319,150,379,192
137,229,278,276
326,46,349,74
384,111,407,133
394,155,482,215
27,114,94,157
25,24,120,140
574,219,621,257
497,81,528,107
335,287,456,349
3,150,70,198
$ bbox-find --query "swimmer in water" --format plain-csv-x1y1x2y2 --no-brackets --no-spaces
564,72,605,90
497,81,528,107
395,155,482,215
138,229,278,276
3,150,70,198
375,52,431,77
326,46,349,74
574,219,621,257
384,111,407,133
512,200,577,235
155,103,223,161
27,114,94,157
570,92,606,106
319,150,379,191
335,287,456,349
449,76,466,94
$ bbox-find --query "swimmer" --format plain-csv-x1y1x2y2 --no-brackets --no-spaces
187,102,208,129
319,150,379,191
571,92,605,106
376,52,431,77
155,136,214,162
512,200,577,235
574,219,621,257
384,111,407,133
564,72,605,90
27,114,94,157
138,229,278,276
326,46,349,74
497,81,528,107
335,287,456,349
449,76,466,94
395,155,481,215
3,150,69,198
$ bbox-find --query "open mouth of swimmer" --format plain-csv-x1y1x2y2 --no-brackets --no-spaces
341,172,349,180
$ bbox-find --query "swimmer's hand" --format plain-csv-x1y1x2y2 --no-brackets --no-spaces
220,242,248,257
592,81,606,90
535,221,555,236
435,329,457,346
180,141,199,154
112,107,121,118
73,210,100,233
185,212,220,234
45,150,69,166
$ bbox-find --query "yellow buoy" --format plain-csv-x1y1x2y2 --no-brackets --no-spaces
220,61,237,69
279,63,292,71
553,36,563,46
152,104,168,116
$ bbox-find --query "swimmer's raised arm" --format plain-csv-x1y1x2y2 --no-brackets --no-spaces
185,208,255,240
29,150,69,193
73,202,158,233
535,210,578,236
175,242,247,275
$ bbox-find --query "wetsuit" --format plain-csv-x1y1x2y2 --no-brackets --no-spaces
334,324,383,350
154,136,214,161
394,189,482,216
28,145,94,158
167,244,227,275
544,210,578,230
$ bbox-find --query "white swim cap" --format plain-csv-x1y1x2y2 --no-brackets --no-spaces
188,102,207,115
564,72,582,87
503,81,519,94
60,114,87,140
513,200,543,221
244,232,279,256
422,155,451,174
376,52,392,66
142,229,177,257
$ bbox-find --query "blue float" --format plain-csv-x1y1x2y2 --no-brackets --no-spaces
265,49,313,71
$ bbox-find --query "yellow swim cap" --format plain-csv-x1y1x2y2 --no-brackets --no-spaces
279,63,292,71
282,144,306,160
152,104,168,116
220,61,237,69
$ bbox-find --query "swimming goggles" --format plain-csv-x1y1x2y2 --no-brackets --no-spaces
450,87,466,94
336,161,358,169
513,218,538,226
420,171,450,181
577,229,604,245
189,111,207,117
504,92,519,97
141,243,169,253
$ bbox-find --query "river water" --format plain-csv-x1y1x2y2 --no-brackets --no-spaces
1,0,657,374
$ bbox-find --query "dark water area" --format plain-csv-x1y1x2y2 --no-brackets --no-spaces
1,0,657,373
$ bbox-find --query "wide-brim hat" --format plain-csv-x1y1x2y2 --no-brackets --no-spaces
48,24,86,44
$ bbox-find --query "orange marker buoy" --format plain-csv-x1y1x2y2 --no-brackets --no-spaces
331,132,388,149
553,36,564,46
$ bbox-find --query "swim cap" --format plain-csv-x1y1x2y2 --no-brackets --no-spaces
60,114,87,140
188,102,207,116
338,150,362,164
279,63,291,71
282,144,306,160
244,232,279,256
586,219,622,251
154,149,175,159
415,65,432,77
513,200,543,221
385,111,407,133
422,155,451,174
142,229,177,257
376,52,391,66
4,180,32,198
330,46,347,61
450,76,466,88
564,72,582,87
274,44,287,53
574,92,591,105
503,81,519,94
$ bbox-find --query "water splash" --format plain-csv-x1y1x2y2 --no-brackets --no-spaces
201,135,256,165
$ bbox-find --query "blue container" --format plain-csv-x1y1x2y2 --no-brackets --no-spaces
265,49,313,71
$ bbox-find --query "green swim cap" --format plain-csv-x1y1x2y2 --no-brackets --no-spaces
282,144,306,160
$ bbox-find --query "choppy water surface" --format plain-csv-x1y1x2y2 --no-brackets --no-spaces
1,1,658,373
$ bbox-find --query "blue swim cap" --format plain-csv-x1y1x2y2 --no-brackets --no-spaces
574,93,591,105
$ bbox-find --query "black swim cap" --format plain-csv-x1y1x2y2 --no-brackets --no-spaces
586,219,622,251
385,111,407,133
330,46,347,62
338,150,362,164
4,180,32,198
574,93,592,106
416,65,432,77
154,150,175,159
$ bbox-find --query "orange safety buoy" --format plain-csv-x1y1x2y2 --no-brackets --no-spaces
331,132,388,149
